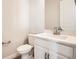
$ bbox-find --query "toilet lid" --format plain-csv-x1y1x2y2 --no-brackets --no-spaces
17,44,33,52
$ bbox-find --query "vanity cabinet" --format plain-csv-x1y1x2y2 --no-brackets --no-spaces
34,38,75,59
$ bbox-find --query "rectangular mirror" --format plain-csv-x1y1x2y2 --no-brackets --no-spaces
45,0,60,30
60,0,76,35
45,0,76,35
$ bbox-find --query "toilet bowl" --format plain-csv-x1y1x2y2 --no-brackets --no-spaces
17,44,33,59
17,35,34,59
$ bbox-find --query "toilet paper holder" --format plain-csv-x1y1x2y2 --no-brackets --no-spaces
2,40,11,45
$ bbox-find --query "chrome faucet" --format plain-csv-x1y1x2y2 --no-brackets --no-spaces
53,26,63,35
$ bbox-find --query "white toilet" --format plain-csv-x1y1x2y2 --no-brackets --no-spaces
17,35,34,59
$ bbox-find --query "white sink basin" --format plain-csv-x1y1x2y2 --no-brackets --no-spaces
53,35,75,41
53,35,68,40
36,33,75,40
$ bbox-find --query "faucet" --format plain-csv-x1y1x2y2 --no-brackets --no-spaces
53,26,63,35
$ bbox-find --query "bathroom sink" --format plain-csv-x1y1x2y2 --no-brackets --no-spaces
29,33,76,46
53,35,73,40
35,33,74,40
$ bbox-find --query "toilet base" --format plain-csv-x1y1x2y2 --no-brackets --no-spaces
21,54,29,59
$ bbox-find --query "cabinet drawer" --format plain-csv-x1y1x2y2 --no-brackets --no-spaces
35,38,60,52
49,43,73,58
57,44,73,58
35,38,49,48
49,52,69,59
57,54,69,59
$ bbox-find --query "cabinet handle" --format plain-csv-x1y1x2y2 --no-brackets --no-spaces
45,52,47,59
45,52,50,59
48,53,49,59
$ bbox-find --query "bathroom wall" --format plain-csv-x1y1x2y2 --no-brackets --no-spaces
29,0,45,33
60,0,76,35
45,0,60,30
2,0,29,57
3,0,45,57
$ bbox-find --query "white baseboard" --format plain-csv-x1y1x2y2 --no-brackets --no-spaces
3,52,20,59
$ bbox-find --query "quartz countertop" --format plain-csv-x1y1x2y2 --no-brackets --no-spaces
28,32,76,48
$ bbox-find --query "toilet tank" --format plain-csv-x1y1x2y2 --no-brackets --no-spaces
28,34,35,46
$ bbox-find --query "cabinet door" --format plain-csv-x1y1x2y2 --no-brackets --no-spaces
49,52,58,59
34,45,46,59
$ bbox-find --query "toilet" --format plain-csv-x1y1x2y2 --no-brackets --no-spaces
17,35,34,59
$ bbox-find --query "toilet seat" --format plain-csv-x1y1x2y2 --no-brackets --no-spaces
17,44,33,54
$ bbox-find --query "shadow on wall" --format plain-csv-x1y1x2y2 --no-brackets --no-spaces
23,37,29,44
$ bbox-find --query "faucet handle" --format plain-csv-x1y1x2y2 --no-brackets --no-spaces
58,26,63,31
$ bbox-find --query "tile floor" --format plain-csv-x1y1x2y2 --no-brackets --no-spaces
14,55,33,59
14,55,21,59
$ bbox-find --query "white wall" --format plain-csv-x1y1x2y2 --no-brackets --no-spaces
60,0,76,35
2,0,29,57
29,0,45,33
3,0,45,57
45,0,60,30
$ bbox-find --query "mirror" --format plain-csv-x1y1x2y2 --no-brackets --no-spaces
45,0,60,30
60,0,76,35
45,0,76,35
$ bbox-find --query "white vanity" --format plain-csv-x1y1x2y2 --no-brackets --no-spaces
29,33,76,59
